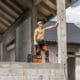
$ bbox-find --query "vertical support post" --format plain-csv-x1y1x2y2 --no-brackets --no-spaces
57,0,67,64
16,11,33,61
0,42,3,61
31,0,37,54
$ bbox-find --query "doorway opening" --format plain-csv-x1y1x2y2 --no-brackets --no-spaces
67,52,75,80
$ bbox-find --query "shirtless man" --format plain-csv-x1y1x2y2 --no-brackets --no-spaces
34,21,58,62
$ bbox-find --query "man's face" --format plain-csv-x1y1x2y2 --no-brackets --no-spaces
38,22,43,28
39,23,43,27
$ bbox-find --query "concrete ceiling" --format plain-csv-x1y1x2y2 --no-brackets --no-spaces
0,0,72,34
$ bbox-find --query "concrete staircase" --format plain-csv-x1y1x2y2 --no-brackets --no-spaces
0,62,67,80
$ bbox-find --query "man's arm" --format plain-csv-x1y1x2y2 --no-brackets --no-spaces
34,29,38,45
45,22,58,30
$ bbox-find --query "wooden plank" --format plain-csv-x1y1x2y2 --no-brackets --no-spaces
0,9,15,22
0,1,19,18
66,0,71,4
57,0,67,64
0,7,17,19
0,19,9,27
2,0,23,14
0,26,7,34
37,10,48,21
50,0,56,5
66,0,71,6
0,17,11,26
11,0,24,10
34,0,43,5
0,23,7,31
0,16,12,26
40,1,56,15
44,0,56,10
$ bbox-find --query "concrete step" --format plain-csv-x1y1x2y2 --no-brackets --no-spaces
0,62,66,80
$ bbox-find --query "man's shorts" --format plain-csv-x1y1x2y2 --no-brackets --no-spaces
36,40,47,48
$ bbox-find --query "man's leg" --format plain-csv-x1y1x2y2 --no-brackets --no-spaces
42,45,49,62
35,45,41,58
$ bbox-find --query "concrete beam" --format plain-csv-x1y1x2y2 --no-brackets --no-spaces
57,0,67,64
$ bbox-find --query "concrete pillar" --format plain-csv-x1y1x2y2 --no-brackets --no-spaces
0,42,3,61
16,7,37,62
16,14,32,61
57,0,67,64
3,43,7,61
31,1,37,54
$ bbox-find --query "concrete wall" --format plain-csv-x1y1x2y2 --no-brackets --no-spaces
0,10,32,62
48,43,79,64
76,48,80,80
47,44,80,80
16,16,32,62
0,43,3,61
0,35,2,42
0,8,79,80
0,35,3,61
0,63,66,80
47,44,58,64
2,24,16,61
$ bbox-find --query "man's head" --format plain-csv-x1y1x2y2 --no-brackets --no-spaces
37,21,44,28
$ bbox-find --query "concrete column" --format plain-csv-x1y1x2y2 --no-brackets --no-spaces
31,1,37,54
16,7,37,61
57,0,67,64
0,42,3,61
16,15,32,61
3,43,7,61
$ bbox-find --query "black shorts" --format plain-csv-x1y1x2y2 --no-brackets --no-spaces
36,40,47,48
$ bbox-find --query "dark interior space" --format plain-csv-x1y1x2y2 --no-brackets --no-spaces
67,52,75,80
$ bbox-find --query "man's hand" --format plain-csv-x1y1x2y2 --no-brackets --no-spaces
34,41,38,45
55,22,59,27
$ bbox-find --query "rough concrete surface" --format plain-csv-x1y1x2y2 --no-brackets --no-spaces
0,62,66,80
